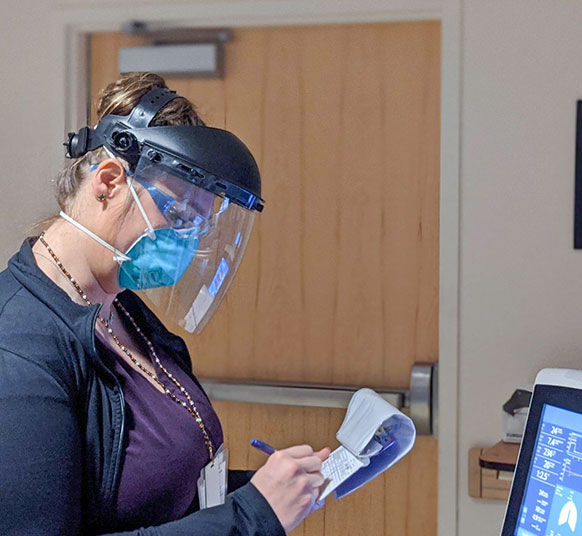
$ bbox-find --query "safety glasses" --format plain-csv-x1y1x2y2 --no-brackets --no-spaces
133,175,214,234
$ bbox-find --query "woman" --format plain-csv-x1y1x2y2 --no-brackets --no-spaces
0,73,329,535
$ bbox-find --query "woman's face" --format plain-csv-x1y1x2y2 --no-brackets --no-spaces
82,158,170,289
83,156,218,293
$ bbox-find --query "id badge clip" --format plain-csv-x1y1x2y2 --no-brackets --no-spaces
197,445,229,509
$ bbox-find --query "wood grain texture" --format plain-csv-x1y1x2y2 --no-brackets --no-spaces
468,448,512,502
468,447,484,498
90,21,440,536
90,22,441,389
215,400,437,536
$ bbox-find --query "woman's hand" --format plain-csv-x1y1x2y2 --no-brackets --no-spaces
250,444,331,533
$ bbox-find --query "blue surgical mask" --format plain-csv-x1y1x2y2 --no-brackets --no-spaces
118,227,200,290
59,209,202,290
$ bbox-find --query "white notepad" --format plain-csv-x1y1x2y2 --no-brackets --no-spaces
318,388,416,501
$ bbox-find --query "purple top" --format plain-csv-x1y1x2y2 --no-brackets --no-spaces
97,340,224,530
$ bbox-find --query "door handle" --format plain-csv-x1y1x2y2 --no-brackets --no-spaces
199,362,438,436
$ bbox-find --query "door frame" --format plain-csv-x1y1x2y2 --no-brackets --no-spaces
52,2,462,534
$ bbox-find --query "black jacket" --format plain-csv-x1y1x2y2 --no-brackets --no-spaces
0,239,285,536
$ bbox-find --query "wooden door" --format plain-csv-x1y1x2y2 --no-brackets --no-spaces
90,21,440,535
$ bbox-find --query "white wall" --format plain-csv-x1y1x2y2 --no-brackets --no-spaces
3,0,582,535
0,0,62,264
459,1,582,534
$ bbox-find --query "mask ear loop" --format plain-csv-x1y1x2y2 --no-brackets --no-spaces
59,211,131,264
126,173,156,240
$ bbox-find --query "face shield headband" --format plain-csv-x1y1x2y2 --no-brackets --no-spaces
65,88,264,213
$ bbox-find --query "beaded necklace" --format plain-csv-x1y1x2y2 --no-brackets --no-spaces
38,232,214,460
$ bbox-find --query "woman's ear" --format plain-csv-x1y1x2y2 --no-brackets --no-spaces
91,158,129,202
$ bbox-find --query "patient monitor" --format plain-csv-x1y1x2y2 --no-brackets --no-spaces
501,369,582,535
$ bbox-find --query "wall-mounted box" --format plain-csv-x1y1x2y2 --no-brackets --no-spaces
119,43,223,78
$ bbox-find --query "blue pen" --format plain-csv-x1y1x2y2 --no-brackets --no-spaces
250,438,276,455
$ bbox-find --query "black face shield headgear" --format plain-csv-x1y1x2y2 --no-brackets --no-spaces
65,87,264,213
64,87,264,333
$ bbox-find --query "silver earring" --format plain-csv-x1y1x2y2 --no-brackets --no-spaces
97,193,106,202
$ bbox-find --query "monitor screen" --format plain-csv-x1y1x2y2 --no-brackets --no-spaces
515,404,582,536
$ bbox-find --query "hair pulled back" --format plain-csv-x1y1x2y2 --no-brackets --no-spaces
55,73,204,213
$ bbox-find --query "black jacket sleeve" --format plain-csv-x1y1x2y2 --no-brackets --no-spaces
228,470,256,493
110,484,284,536
0,348,284,536
0,347,84,535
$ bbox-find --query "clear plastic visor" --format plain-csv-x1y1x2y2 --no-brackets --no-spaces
131,155,256,334
133,155,223,233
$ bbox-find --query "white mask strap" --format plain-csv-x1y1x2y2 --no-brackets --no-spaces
126,177,156,240
59,211,131,263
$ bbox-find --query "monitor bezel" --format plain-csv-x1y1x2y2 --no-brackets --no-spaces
501,383,582,535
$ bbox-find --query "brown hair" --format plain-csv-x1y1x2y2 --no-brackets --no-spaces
52,73,204,218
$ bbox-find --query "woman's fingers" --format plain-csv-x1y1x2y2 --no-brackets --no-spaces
296,454,324,473
305,471,326,488
284,446,331,482
283,444,314,458
250,443,330,532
